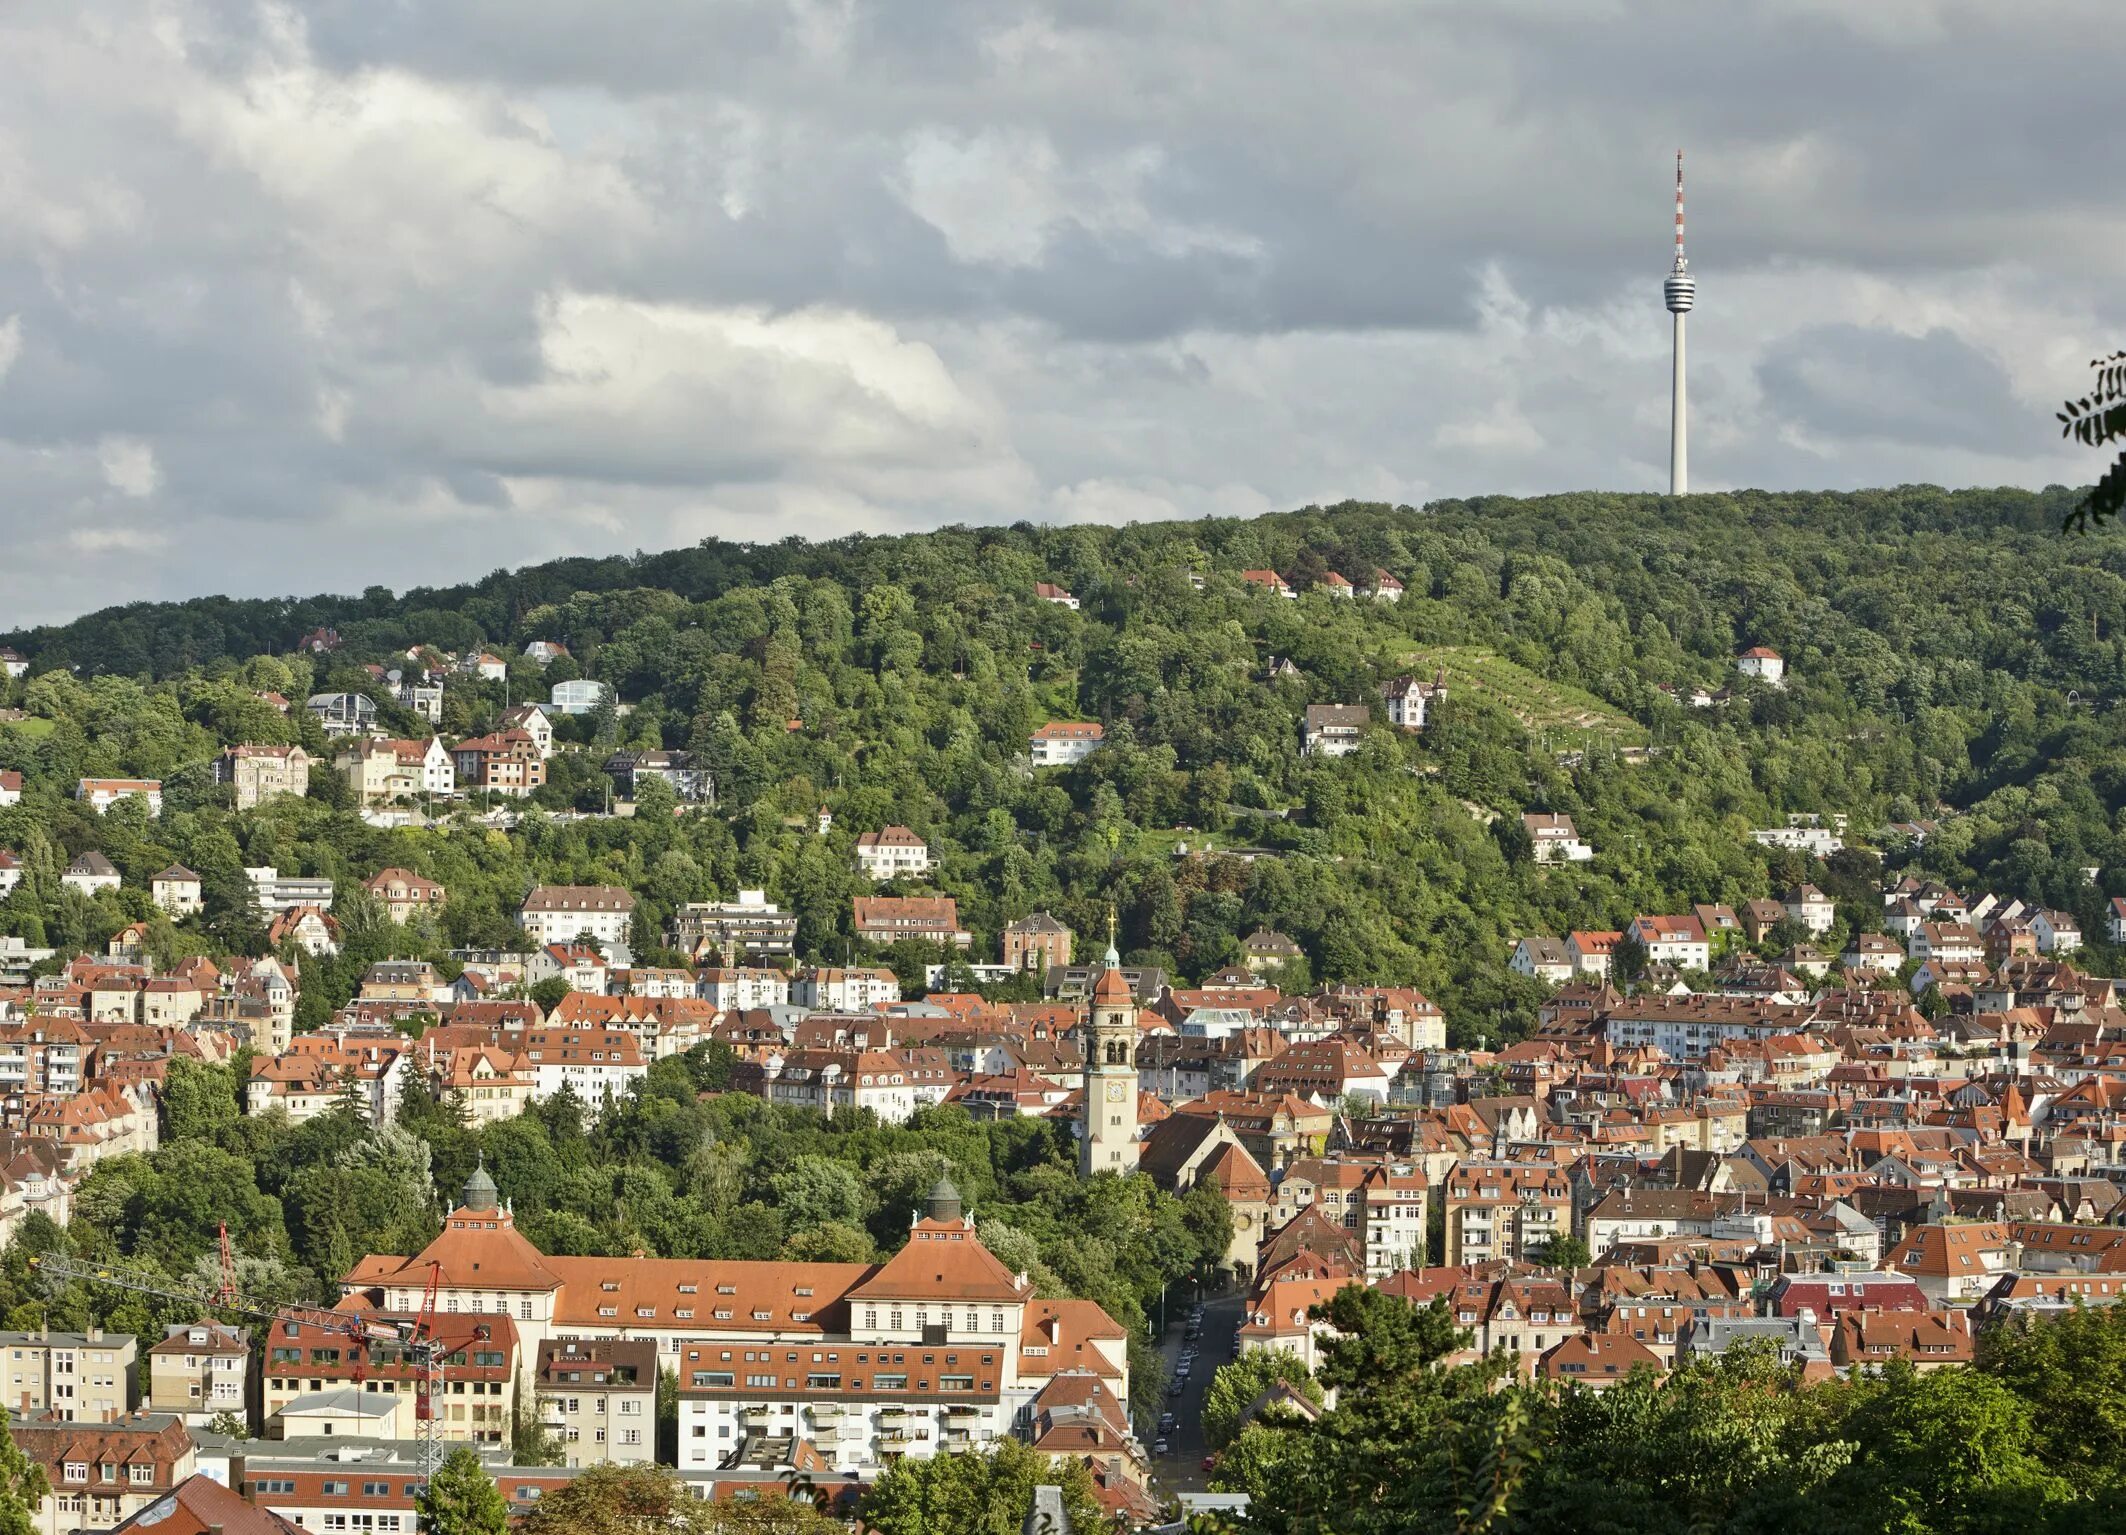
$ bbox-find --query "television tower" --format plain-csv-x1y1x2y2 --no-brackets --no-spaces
1664,150,1695,494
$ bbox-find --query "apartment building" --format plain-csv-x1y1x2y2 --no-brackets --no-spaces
519,887,635,948
146,1322,249,1427
1441,1160,1572,1266
214,746,312,811
0,1329,137,1423
12,1411,192,1535
533,1338,657,1465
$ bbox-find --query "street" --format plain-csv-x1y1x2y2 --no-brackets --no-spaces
1142,1291,1246,1496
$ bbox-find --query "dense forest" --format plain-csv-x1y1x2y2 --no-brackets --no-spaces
3,486,2125,1038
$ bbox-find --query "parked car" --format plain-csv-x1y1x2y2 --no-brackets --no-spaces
1158,1413,1178,1435
1153,1438,1170,1456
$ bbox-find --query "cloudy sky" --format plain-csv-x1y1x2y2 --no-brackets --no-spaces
0,1,2116,623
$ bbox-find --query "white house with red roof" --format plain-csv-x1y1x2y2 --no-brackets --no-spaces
854,825,931,881
1735,646,1786,686
1029,721,1104,767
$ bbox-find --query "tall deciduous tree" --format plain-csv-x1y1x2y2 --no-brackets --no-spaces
0,1408,48,1535
416,1447,507,1535
859,1438,1102,1535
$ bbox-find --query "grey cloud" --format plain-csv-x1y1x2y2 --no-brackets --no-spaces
0,0,2116,622
1756,324,2028,454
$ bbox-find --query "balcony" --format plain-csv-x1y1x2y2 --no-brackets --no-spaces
944,1403,983,1419
808,1402,843,1420
740,1406,773,1426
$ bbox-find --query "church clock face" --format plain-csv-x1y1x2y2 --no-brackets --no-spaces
1105,1080,1128,1102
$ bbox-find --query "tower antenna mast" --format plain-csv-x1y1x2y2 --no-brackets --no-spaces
1664,150,1697,495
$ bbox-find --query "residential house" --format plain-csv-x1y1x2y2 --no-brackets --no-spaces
1735,647,1786,686
245,867,334,918
695,967,789,1012
303,693,376,734
149,867,202,918
1003,913,1073,975
360,868,446,924
1241,569,1296,599
790,967,901,1012
1371,570,1405,602
1910,922,1983,966
265,907,340,957
523,640,572,666
335,737,454,805
1525,814,1594,864
1510,938,1574,986
1241,929,1303,972
500,703,556,759
1378,673,1445,731
62,853,122,897
395,680,443,722
1536,1334,1663,1390
1301,705,1369,758
462,651,509,681
549,680,608,716
213,746,311,811
0,649,25,679
1631,913,1710,971
1034,581,1079,610
2033,909,2083,954
1442,1161,1572,1266
1566,931,1621,978
453,730,545,797
1785,884,1836,938
1029,722,1105,767
0,851,23,900
603,750,713,803
0,771,22,806
855,826,931,881
76,780,161,817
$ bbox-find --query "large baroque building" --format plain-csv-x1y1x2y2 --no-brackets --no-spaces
341,1168,1130,1478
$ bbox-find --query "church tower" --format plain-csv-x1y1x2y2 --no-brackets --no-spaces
1080,919,1141,1177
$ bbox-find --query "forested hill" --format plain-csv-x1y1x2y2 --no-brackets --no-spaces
2,484,2123,1038
2,485,2100,681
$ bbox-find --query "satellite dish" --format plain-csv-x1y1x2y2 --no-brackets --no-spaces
387,669,404,685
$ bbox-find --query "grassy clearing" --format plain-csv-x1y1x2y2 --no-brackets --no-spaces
1394,645,1648,746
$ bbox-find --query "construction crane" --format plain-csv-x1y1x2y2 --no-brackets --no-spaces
32,1225,456,1483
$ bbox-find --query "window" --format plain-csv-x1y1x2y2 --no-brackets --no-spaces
744,1374,777,1388
692,1372,734,1389
874,1374,907,1390
129,1467,153,1486
620,1399,640,1415
939,1374,973,1391
806,1374,841,1390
